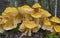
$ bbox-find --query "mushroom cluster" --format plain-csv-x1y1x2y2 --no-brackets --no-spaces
0,3,60,37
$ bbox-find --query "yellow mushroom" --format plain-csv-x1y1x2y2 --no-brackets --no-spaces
49,17,60,32
24,21,37,36
2,7,21,29
32,3,41,8
31,3,42,28
31,11,42,27
3,7,18,17
42,18,53,32
18,5,34,14
18,5,34,21
19,21,39,37
50,17,60,23
2,12,18,30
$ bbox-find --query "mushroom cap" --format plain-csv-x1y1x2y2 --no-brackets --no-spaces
31,12,42,18
3,7,18,17
50,17,60,23
54,25,60,32
18,5,34,14
32,3,41,8
24,21,37,29
39,9,51,17
43,19,51,25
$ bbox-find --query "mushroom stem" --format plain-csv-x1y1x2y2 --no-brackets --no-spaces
35,18,40,25
13,19,17,28
28,29,31,36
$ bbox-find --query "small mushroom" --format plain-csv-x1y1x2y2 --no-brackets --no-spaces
32,3,41,9
42,18,53,31
19,21,39,36
24,21,38,36
18,5,34,14
3,7,18,17
18,5,34,21
50,17,60,23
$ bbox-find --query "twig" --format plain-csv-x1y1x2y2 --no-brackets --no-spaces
19,31,28,38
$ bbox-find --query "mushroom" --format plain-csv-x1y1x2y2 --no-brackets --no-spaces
31,3,42,28
2,7,22,30
50,17,60,23
18,5,34,21
42,18,53,32
2,7,20,30
32,3,41,9
18,5,34,14
19,21,39,37
3,7,18,17
49,16,60,32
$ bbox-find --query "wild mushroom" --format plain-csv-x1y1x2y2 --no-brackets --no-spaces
50,16,60,32
32,3,41,9
50,17,60,23
31,3,42,29
18,5,34,21
2,7,20,30
2,7,22,30
18,5,34,14
19,21,39,37
42,18,53,32
3,7,18,17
